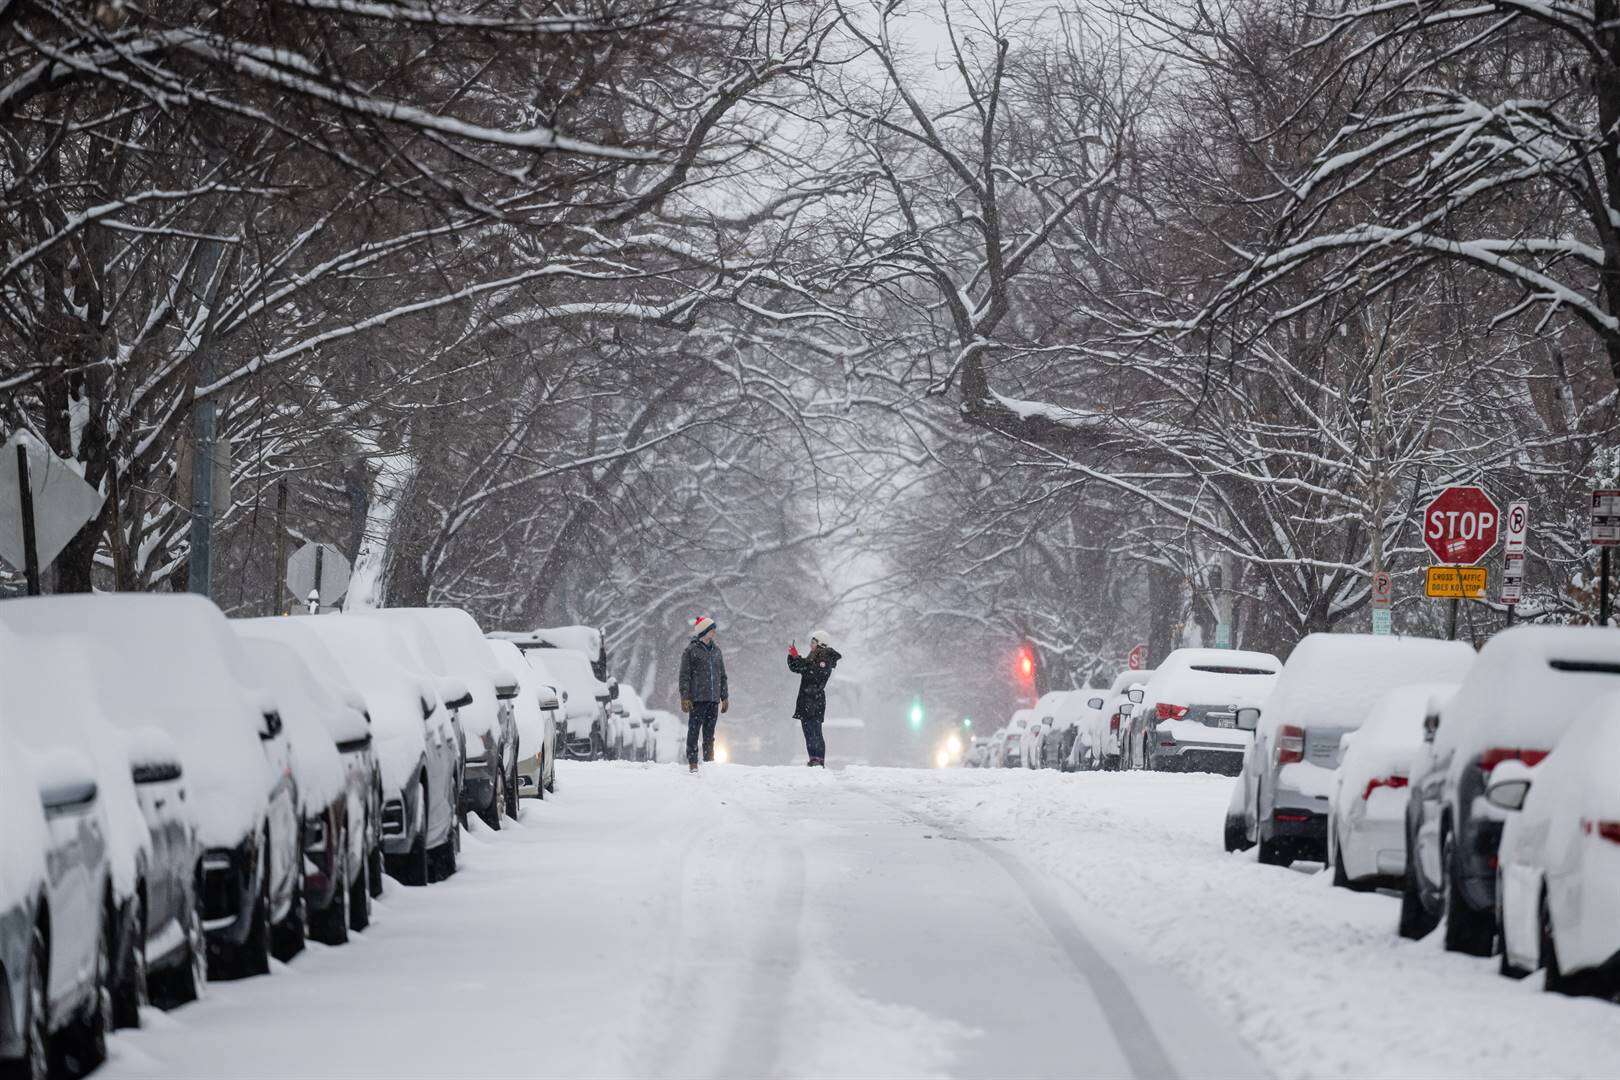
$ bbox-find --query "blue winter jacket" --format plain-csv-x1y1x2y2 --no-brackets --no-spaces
678,639,728,704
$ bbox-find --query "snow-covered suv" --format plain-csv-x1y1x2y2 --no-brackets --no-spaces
1126,648,1280,775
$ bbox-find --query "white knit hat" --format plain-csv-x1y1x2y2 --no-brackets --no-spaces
691,615,716,640
810,628,833,650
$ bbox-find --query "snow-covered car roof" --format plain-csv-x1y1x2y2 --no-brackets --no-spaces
232,633,352,813
1258,633,1476,738
1007,708,1035,732
0,594,277,850
1438,626,1620,761
360,608,515,746
0,627,150,899
489,624,604,660
1140,648,1281,711
1107,668,1153,695
291,615,437,796
234,616,370,719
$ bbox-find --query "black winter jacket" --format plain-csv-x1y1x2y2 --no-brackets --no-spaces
678,639,728,704
788,645,841,723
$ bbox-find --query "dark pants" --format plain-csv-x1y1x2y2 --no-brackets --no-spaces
801,716,825,762
687,702,719,764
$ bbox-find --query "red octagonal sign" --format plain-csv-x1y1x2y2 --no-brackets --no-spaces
1423,486,1500,565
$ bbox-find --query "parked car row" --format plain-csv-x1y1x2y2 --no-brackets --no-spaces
1217,625,1620,1001
0,594,582,1079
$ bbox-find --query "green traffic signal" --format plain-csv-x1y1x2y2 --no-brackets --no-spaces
962,717,972,728
908,699,924,730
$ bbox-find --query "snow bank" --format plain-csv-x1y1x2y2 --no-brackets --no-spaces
231,633,350,813
0,595,272,850
1258,633,1475,741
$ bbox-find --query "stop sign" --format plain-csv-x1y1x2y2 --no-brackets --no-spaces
1423,486,1500,565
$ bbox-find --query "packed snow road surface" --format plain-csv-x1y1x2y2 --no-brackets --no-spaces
102,764,1257,1080
100,765,1620,1080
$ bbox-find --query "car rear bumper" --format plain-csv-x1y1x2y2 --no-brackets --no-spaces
1340,814,1406,881
1155,741,1245,775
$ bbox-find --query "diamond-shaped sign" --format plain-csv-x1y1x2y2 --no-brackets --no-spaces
286,541,350,608
0,433,105,576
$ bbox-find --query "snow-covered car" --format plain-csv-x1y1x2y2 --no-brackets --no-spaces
1128,649,1280,775
1072,671,1153,771
234,626,377,945
297,616,463,886
1492,692,1620,995
521,646,613,760
0,718,112,1079
1327,682,1459,891
1000,711,1034,768
1024,691,1071,769
1403,625,1620,955
487,639,560,800
648,709,682,764
4,623,207,1031
616,684,652,762
1046,691,1103,770
0,595,302,981
362,608,520,830
1229,634,1474,866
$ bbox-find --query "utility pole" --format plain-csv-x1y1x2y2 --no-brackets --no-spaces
271,477,289,615
185,238,230,599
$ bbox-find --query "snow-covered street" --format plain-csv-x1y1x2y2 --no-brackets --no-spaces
92,764,1620,1080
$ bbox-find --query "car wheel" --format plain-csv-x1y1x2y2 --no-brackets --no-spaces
429,830,458,883
112,894,148,1029
310,842,351,947
58,901,113,1076
229,853,274,979
1397,835,1438,940
391,781,432,887
368,841,385,899
1441,825,1494,956
271,871,306,962
1223,813,1253,853
152,883,207,1007
1330,825,1371,892
506,759,520,818
349,847,372,933
479,771,503,831
15,922,47,1080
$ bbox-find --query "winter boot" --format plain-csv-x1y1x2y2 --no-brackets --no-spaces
689,760,699,774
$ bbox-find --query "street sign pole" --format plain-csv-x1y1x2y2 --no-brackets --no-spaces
15,445,40,596
1602,547,1612,628
271,478,288,616
185,238,229,600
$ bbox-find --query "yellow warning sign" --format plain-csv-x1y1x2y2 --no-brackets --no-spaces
1425,566,1487,599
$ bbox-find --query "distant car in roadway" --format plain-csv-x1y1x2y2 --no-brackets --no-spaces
1129,649,1280,775
1493,692,1620,996
1403,626,1620,955
1229,634,1472,866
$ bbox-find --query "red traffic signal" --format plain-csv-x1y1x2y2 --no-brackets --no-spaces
1017,647,1035,680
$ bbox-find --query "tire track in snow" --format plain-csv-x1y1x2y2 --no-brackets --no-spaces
851,786,1182,1080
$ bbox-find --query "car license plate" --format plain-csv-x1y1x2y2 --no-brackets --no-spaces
1210,712,1235,728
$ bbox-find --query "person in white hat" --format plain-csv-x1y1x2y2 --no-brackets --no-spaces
679,615,728,771
787,629,841,766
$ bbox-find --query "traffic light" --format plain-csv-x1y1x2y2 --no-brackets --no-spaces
962,717,973,729
1017,645,1036,682
909,698,924,730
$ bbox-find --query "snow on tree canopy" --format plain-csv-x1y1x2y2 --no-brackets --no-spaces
1255,634,1476,743
0,595,275,851
288,615,436,800
1438,626,1620,763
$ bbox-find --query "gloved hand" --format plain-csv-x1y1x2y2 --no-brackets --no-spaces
720,699,730,714
681,699,693,713
788,643,800,658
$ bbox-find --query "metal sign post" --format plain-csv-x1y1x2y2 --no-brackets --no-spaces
286,540,351,614
1501,501,1528,625
1594,490,1620,627
15,446,40,595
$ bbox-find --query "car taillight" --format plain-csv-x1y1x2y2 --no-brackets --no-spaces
1362,775,1409,801
1276,724,1304,765
1156,703,1188,721
1109,712,1120,732
1581,820,1620,845
1478,747,1549,770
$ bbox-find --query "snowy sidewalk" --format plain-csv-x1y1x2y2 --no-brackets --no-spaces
100,763,1260,1080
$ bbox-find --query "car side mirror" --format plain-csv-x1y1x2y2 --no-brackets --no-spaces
260,710,284,740
1127,688,1144,704
421,696,436,721
40,776,98,812
495,675,520,701
1423,711,1441,743
1485,759,1535,812
538,689,561,712
1120,703,1134,717
1088,697,1104,710
437,677,473,711
1235,707,1261,732
608,679,621,701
